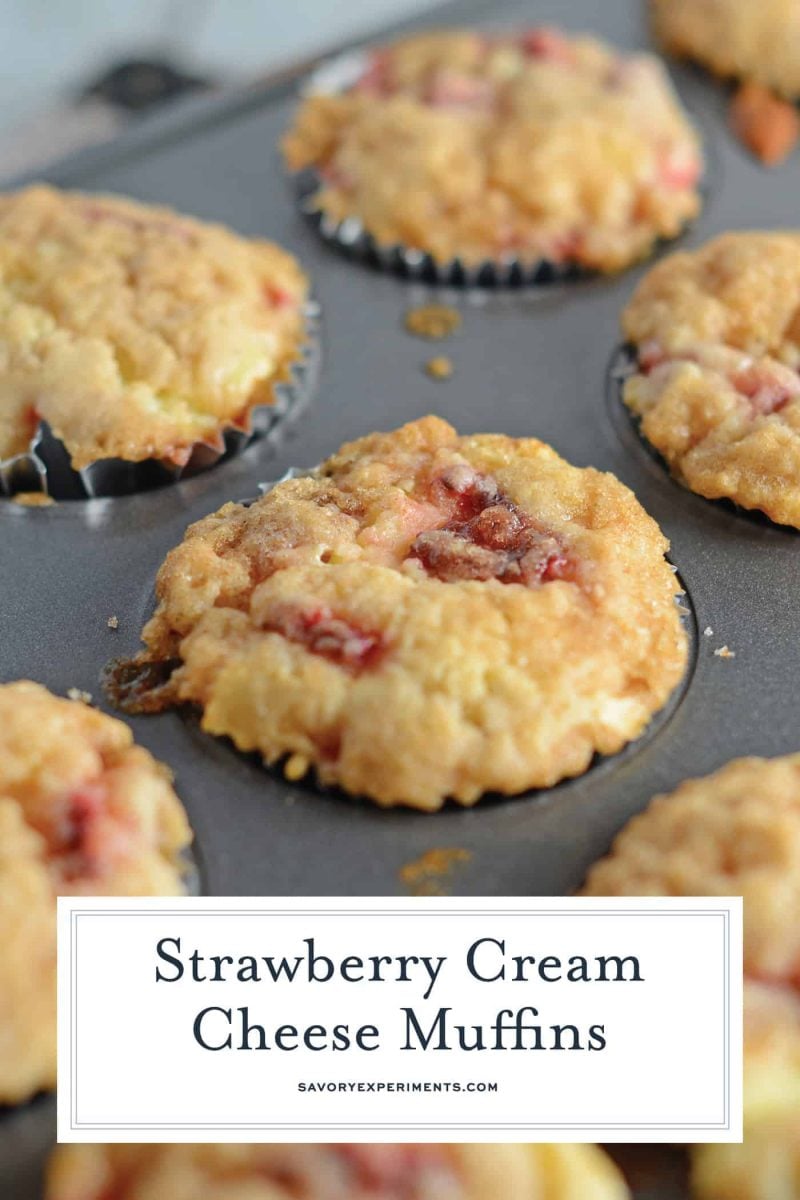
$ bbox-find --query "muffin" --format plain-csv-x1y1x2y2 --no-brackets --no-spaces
283,29,703,275
0,681,192,1105
691,983,800,1199
652,0,800,101
123,415,687,811
652,1,800,165
0,185,308,484
46,1142,631,1200
582,752,800,983
620,233,800,527
583,756,800,1199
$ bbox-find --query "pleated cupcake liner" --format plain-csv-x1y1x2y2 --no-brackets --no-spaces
290,48,710,288
0,301,321,501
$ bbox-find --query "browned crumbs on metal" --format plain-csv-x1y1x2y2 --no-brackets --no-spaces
425,355,454,380
399,847,473,895
404,304,462,340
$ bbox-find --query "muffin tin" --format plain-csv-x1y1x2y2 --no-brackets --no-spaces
2,0,800,1195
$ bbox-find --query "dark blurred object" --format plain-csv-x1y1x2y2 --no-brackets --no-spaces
81,58,213,114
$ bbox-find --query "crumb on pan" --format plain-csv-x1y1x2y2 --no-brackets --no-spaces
400,847,473,895
107,616,119,630
405,304,462,340
714,645,736,659
703,626,714,637
425,355,454,380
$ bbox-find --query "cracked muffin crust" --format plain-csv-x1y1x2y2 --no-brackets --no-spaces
621,233,800,526
46,1142,631,1200
652,0,800,101
130,415,687,811
0,186,308,472
691,983,800,1199
582,753,800,984
0,681,192,1105
283,29,703,274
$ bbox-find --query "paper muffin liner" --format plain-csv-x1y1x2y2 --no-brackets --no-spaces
606,341,670,471
0,301,321,501
289,49,707,289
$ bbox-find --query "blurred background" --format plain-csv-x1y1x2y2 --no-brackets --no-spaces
0,0,442,181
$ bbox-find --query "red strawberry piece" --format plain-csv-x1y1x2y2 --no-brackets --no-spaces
425,68,495,111
267,605,386,673
519,27,574,63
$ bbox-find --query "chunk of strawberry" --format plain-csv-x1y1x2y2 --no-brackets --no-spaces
337,1144,453,1190
734,360,800,415
262,283,296,310
431,463,500,520
411,466,573,586
267,605,386,672
519,27,574,63
425,68,495,111
353,50,393,96
657,146,701,190
638,340,666,372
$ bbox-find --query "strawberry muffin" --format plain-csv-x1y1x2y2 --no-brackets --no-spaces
652,0,800,101
0,681,192,1106
691,983,800,1199
582,753,800,982
583,756,800,1198
46,1142,630,1200
621,233,800,527
124,416,687,811
283,29,703,275
0,185,308,477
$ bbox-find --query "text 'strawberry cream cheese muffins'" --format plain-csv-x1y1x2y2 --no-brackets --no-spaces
125,416,688,811
582,756,800,1200
652,0,800,101
620,233,800,527
282,29,703,278
0,186,309,497
46,1142,631,1200
0,681,192,1106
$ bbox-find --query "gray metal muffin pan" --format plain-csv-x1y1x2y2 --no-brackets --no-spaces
2,0,799,1195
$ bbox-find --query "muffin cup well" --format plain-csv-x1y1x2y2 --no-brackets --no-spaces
0,301,321,501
